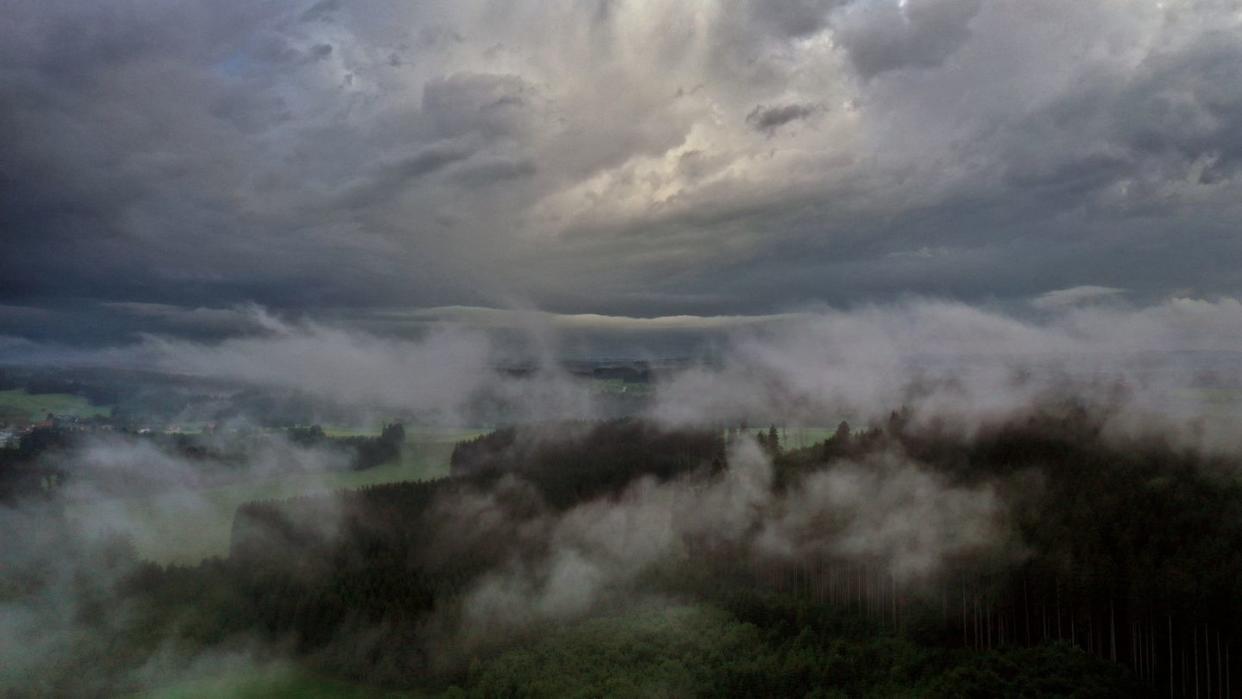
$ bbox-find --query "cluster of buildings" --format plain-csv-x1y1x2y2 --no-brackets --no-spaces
0,413,117,448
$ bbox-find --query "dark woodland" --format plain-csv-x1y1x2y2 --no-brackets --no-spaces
9,410,1242,696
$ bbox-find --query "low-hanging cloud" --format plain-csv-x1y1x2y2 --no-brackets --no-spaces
649,296,1242,450
141,308,493,415
134,306,602,424
78,296,1242,448
0,429,356,692
455,437,1008,643
8,294,1242,688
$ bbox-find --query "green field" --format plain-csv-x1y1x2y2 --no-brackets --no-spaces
61,424,839,566
589,378,654,397
736,426,843,450
0,389,111,422
322,426,485,441
132,664,421,699
68,428,485,565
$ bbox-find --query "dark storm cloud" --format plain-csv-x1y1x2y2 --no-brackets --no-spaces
743,0,843,38
453,158,538,187
1,0,1241,345
745,103,822,134
1117,33,1242,174
833,0,981,78
420,72,539,139
300,0,341,23
338,144,477,210
308,43,334,60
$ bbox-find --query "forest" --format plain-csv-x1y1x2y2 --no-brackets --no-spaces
6,407,1241,696
8,0,1242,693
0,422,407,503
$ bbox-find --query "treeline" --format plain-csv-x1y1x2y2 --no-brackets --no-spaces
286,422,406,470
455,601,1144,697
759,408,1242,697
201,420,727,685
449,419,724,507
0,426,74,501
0,423,407,503
13,411,1242,695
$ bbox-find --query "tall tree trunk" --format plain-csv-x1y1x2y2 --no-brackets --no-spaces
1205,625,1211,699
986,602,992,650
1057,586,1063,640
1151,622,1157,687
1137,624,1144,680
1215,631,1221,699
962,585,969,648
1024,576,1031,646
1110,600,1116,662
891,572,897,629
1169,616,1174,699
1183,645,1188,699
1195,625,1200,699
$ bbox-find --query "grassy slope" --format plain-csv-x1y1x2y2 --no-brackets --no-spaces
132,665,421,699
738,426,843,451
0,389,111,421
68,428,485,565
88,427,842,565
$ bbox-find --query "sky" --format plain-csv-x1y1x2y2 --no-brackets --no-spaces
3,0,1242,348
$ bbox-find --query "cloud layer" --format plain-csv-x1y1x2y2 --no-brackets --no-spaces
3,0,1242,341
36,296,1236,452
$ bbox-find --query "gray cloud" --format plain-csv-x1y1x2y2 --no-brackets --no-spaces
452,157,537,187
1030,285,1126,310
746,102,823,134
744,0,843,38
339,143,476,210
649,296,1242,452
833,0,982,78
457,438,1007,639
0,428,355,691
126,306,604,423
2,0,1242,343
300,0,341,23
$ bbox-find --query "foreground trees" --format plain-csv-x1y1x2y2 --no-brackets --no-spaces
11,411,1242,696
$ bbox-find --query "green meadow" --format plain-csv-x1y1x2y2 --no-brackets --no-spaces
737,426,843,450
131,664,421,699
68,427,486,565
0,389,112,422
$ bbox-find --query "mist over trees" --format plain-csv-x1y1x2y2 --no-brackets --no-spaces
6,301,1242,695
6,404,1242,696
0,422,409,505
5,0,1242,691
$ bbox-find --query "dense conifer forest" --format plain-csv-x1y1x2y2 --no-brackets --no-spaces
8,409,1242,696
8,0,1242,694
